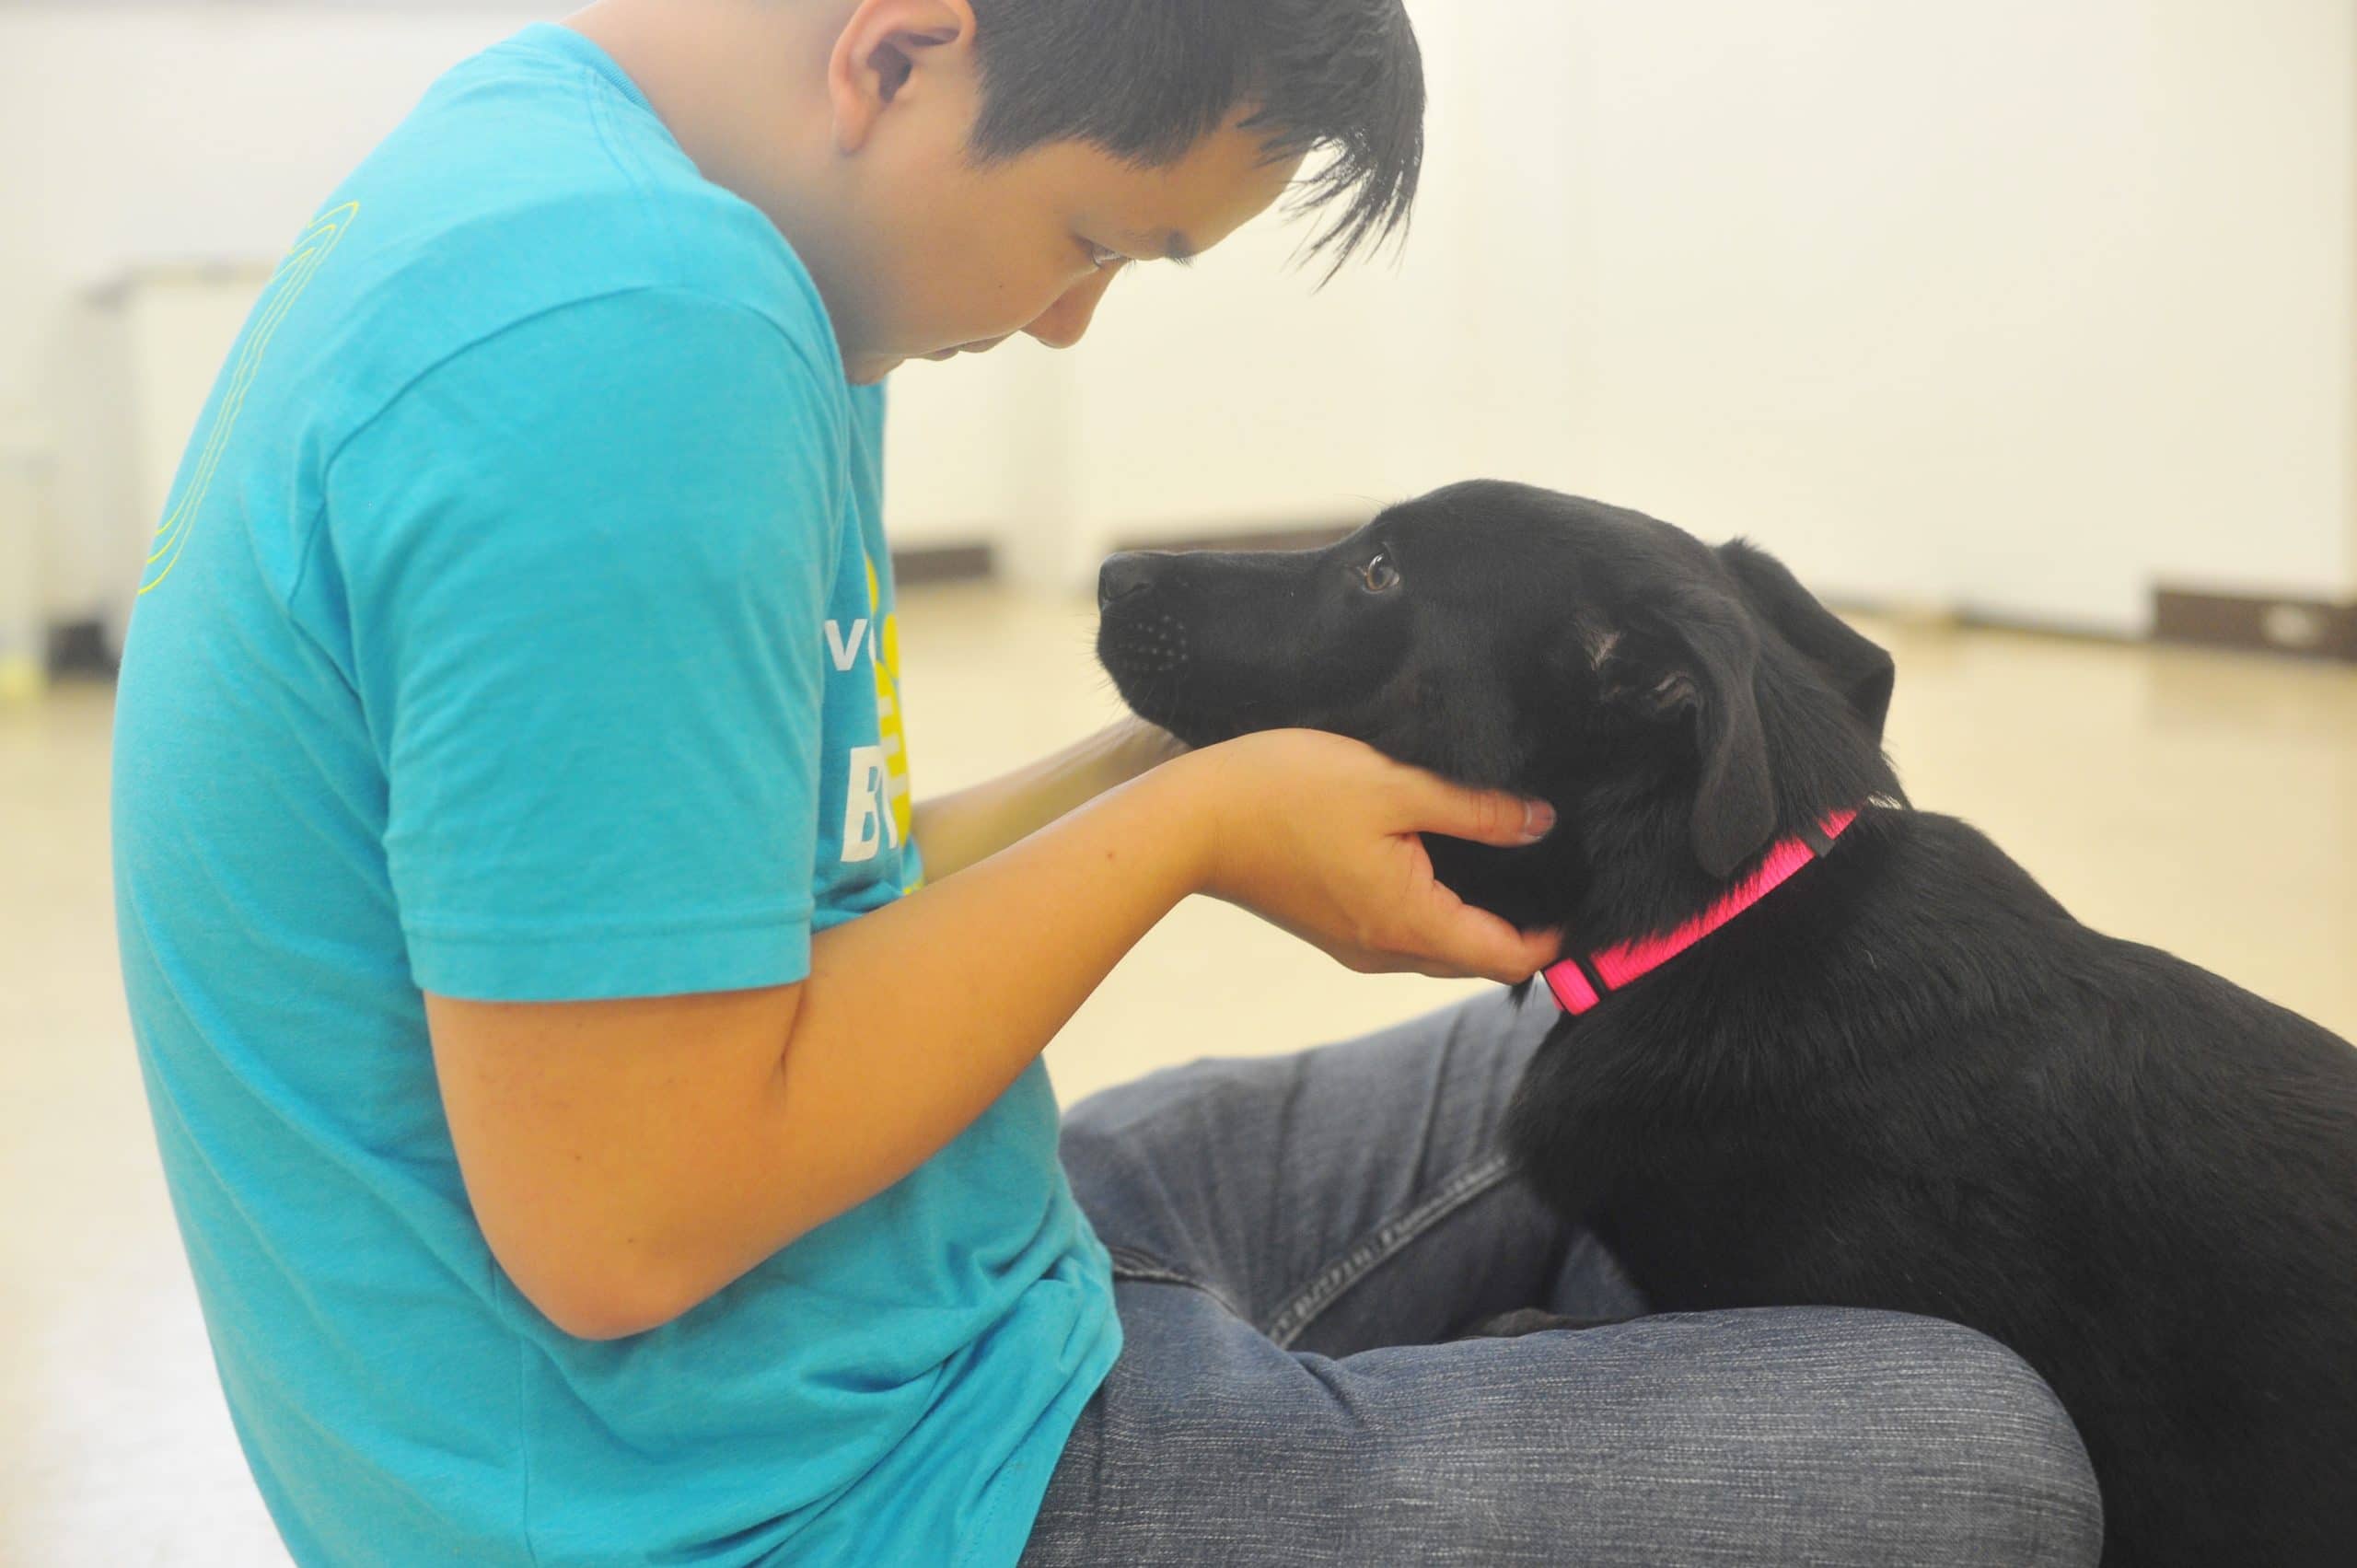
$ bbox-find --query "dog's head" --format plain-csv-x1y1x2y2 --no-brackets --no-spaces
1096,479,1903,936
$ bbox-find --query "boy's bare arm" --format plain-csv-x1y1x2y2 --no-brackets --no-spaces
426,732,1558,1342
909,716,1188,880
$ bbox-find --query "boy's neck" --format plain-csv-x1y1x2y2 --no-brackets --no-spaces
563,0,884,375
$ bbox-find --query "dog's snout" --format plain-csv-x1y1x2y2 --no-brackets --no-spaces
1098,553,1162,610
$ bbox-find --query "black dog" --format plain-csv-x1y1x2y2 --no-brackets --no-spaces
1095,480,2357,1568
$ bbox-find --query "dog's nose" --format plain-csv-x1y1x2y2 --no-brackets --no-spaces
1097,553,1161,610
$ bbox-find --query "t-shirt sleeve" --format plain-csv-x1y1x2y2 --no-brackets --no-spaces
326,286,846,1003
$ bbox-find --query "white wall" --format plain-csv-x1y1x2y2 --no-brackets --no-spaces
1060,0,2357,626
4,0,2351,631
1546,0,2357,629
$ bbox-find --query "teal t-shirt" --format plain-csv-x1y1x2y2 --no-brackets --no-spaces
110,24,1118,1566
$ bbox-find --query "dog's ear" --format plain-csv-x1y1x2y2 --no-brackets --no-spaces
1652,590,1777,879
1715,539,1894,741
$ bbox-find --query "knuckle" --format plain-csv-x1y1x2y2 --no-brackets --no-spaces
1483,795,1515,837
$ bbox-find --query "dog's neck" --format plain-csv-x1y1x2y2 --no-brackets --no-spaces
1426,652,1904,959
1540,808,1860,1013
1582,648,1897,924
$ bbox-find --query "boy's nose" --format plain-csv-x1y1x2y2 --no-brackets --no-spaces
1027,267,1121,350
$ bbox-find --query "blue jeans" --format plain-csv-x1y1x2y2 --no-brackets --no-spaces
1020,991,2103,1565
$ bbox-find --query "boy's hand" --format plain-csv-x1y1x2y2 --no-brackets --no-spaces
1170,729,1562,984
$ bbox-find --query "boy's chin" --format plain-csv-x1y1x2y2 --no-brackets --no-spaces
843,346,968,380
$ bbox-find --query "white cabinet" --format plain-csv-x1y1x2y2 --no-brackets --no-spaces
51,266,272,659
0,408,53,700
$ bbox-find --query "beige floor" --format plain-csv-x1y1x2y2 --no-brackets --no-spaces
3,584,2353,1565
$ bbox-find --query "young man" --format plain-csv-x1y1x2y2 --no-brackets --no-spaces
110,1,2103,1562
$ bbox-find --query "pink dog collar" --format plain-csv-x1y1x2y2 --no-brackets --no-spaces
1541,808,1862,1015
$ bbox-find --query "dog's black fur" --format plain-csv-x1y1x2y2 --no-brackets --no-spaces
1095,480,2357,1568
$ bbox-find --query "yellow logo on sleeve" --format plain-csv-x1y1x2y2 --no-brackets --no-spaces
835,551,919,888
864,552,914,854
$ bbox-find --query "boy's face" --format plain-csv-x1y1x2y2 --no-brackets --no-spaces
833,99,1305,382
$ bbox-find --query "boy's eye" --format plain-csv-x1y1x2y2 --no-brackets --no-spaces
1083,241,1129,272
1360,551,1401,593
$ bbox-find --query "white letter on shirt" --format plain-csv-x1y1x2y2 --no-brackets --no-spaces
825,620,870,672
841,744,891,864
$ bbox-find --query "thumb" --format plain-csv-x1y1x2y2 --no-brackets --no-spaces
1403,772,1558,849
1411,878,1566,983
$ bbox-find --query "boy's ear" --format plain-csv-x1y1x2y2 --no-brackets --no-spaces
828,0,979,155
1715,539,1894,742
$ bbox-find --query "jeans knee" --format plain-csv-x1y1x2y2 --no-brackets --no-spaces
1879,1318,2105,1566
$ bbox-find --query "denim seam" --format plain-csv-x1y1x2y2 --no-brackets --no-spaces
1101,1244,1253,1321
1265,1151,1517,1348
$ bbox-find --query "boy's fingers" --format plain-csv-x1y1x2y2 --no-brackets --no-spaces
1406,773,1556,849
1454,918,1563,984
1416,891,1563,984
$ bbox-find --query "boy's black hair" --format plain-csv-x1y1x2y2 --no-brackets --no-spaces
965,0,1424,272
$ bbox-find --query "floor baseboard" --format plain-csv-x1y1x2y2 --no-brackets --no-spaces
892,542,994,586
2154,587,2357,662
52,560,2357,675
1111,521,1361,557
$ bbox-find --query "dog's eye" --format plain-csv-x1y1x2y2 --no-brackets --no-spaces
1360,552,1400,594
